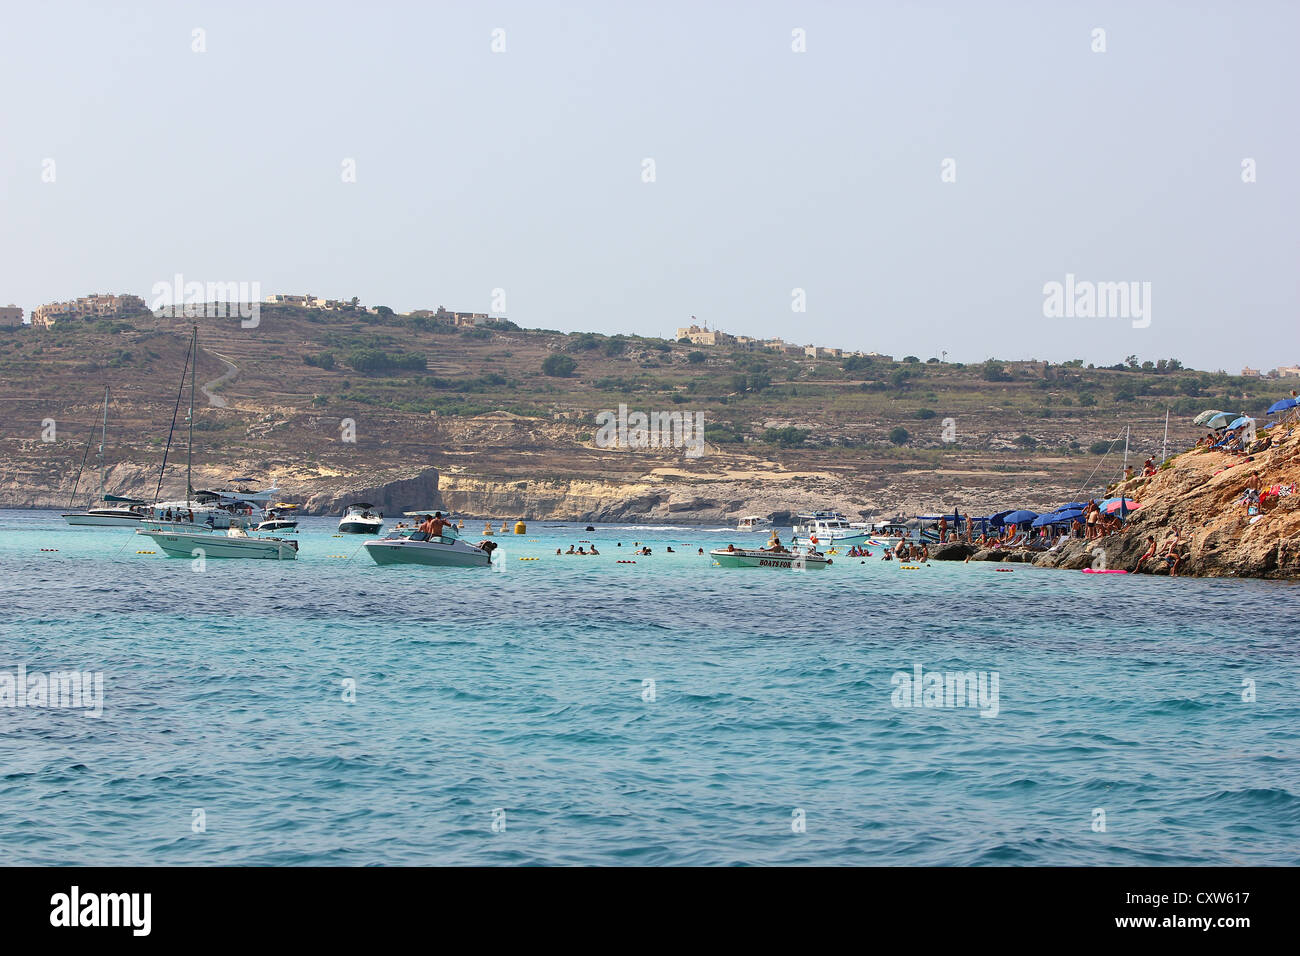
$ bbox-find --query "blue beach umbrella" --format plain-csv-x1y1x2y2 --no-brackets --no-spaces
1030,508,1084,528
1266,398,1297,415
1001,510,1039,526
988,510,1016,529
1227,416,1254,430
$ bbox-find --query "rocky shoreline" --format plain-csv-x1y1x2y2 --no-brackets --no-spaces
928,425,1300,580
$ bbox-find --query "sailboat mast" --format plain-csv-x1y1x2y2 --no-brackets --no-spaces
98,386,109,501
1122,426,1129,475
1162,408,1170,463
187,326,196,509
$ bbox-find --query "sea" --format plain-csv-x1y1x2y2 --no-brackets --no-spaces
1,509,1297,866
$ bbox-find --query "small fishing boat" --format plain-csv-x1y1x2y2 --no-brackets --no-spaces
136,525,299,560
710,545,832,570
735,514,771,532
339,503,383,535
363,528,495,568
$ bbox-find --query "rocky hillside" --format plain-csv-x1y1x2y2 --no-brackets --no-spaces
0,307,1283,524
930,422,1300,579
1030,423,1300,579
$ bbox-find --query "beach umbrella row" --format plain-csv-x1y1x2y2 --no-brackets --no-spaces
1031,508,1084,528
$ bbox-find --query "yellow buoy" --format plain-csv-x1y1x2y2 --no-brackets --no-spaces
514,521,527,534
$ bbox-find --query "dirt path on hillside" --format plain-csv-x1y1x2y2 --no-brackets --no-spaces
201,350,239,407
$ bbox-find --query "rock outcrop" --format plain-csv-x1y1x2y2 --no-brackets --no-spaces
1030,425,1300,579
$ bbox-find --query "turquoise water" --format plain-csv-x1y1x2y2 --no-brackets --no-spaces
1,508,1298,865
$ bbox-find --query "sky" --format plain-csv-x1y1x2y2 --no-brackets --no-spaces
2,0,1297,372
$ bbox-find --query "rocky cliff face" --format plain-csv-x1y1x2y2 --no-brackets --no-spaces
1025,426,1300,579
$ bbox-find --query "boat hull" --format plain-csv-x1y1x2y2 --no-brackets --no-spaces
792,530,873,549
710,548,831,570
339,519,383,534
363,538,491,568
136,529,298,560
62,512,143,527
257,520,298,532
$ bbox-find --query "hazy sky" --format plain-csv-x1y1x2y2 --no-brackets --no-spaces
3,1,1296,372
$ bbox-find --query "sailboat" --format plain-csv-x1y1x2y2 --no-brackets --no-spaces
135,326,298,560
61,387,149,527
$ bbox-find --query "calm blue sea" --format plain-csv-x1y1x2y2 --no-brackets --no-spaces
1,508,1297,866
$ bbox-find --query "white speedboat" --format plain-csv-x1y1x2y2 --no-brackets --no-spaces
257,514,299,533
136,525,299,560
363,529,494,568
791,511,872,549
710,545,832,570
339,503,384,534
736,514,771,532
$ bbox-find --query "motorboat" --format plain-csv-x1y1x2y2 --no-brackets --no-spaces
363,527,495,568
136,525,298,560
339,503,384,534
791,511,872,549
256,506,299,533
710,544,832,570
735,514,771,532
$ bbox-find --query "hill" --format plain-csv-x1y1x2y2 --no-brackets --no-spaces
0,306,1285,521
